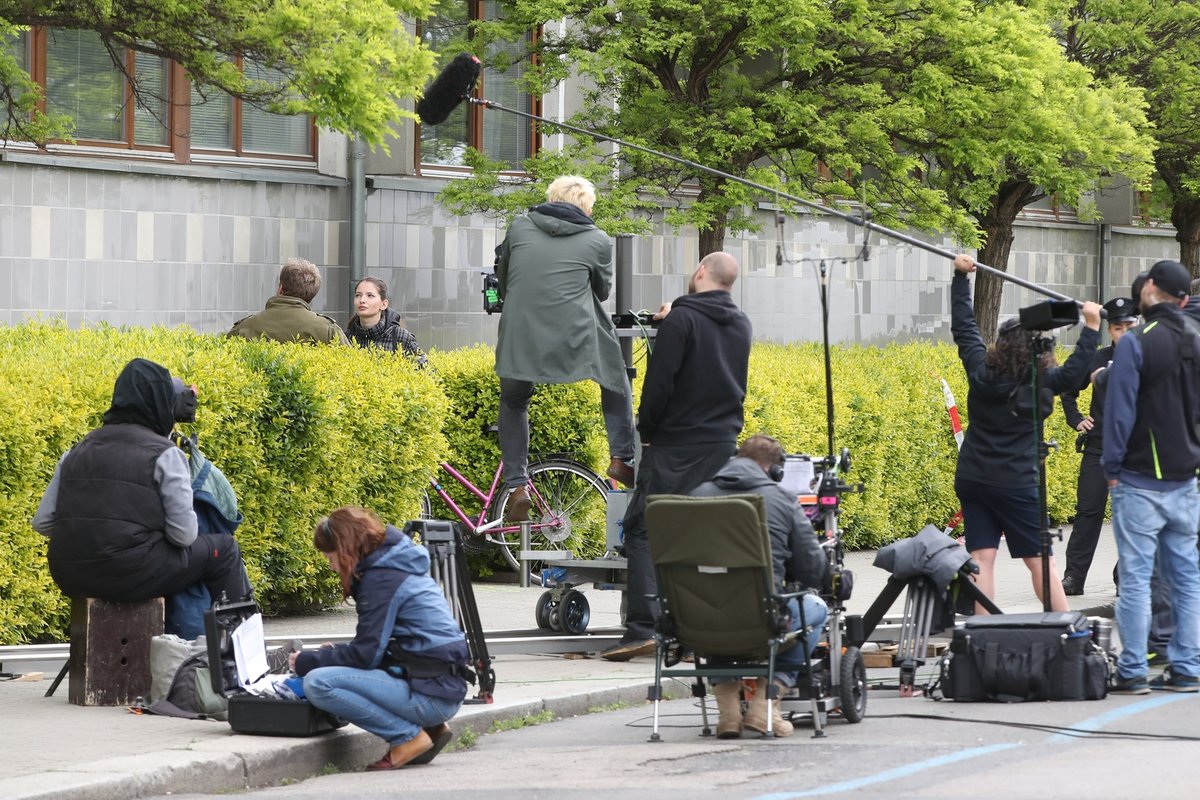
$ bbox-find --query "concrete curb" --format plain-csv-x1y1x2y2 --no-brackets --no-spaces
3,681,672,800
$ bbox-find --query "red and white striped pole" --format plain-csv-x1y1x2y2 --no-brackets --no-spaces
941,378,964,537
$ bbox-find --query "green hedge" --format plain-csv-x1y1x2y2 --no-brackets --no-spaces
0,323,445,644
0,325,1093,644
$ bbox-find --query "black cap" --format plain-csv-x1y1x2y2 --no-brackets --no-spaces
1147,259,1191,300
1102,297,1137,324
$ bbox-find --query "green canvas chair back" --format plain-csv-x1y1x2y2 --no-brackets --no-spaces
646,494,780,658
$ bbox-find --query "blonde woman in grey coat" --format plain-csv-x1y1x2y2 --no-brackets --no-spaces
494,175,635,520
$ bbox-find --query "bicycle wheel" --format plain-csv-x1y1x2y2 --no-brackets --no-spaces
492,459,610,585
419,489,434,520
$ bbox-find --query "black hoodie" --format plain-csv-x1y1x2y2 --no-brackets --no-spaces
637,290,752,446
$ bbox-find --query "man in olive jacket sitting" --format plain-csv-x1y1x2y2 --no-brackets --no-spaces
493,175,636,520
229,257,348,345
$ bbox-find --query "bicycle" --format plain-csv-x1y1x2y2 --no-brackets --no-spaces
420,429,611,587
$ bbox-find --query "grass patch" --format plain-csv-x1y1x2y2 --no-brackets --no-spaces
488,709,556,733
586,700,633,714
445,726,478,752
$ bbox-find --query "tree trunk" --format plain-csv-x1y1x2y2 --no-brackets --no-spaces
699,224,726,259
973,180,1042,344
1170,196,1200,278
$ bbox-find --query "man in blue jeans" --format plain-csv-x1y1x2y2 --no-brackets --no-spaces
1103,259,1200,694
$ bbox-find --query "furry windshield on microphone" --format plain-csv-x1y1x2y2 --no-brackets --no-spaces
416,53,482,126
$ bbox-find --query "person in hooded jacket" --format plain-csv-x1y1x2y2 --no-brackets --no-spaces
32,358,251,604
602,251,754,661
346,276,427,367
290,506,470,770
950,255,1101,612
691,434,829,739
493,175,637,522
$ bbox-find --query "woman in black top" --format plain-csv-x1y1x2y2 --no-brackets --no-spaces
346,277,427,366
950,254,1101,611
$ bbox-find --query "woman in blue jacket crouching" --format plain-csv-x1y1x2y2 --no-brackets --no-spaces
290,506,470,770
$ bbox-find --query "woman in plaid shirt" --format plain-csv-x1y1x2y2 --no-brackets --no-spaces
346,277,427,367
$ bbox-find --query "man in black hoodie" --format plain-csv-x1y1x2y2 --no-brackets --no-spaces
32,358,251,605
691,435,829,738
602,251,753,661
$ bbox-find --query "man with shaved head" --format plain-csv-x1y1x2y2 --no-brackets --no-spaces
602,251,753,661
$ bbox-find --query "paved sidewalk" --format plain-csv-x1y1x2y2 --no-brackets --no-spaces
0,525,1119,800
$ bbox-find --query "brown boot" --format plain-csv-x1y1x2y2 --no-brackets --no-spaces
504,487,531,522
742,678,793,738
606,457,635,488
365,729,433,770
712,681,743,739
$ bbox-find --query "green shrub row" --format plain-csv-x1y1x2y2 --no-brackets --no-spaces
0,323,446,644
0,324,1093,644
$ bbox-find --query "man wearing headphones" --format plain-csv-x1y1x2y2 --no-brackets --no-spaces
690,434,830,738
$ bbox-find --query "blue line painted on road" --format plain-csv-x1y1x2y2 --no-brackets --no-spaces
751,742,1021,800
1047,692,1197,743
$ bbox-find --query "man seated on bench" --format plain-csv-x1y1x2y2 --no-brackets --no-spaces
691,434,830,738
32,358,252,608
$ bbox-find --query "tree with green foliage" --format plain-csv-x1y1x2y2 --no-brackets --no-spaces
1064,0,1200,276
440,1,1151,342
892,2,1154,339
0,0,436,148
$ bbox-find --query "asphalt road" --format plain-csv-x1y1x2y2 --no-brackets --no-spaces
148,677,1200,800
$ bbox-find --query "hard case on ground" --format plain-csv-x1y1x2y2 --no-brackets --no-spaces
941,611,1108,702
204,598,346,736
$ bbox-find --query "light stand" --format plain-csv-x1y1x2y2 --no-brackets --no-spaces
1017,300,1079,612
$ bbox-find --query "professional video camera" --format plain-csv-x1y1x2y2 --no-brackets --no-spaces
173,381,198,423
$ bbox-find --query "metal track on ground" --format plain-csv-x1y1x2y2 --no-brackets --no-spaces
0,620,905,673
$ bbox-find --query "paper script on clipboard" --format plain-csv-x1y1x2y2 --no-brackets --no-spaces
230,612,270,686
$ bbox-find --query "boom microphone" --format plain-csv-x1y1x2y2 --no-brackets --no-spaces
416,53,482,126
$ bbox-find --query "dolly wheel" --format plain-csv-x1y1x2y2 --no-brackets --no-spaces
838,645,867,723
560,589,591,635
535,591,554,629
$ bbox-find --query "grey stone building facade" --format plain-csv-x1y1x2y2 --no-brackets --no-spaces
0,147,1181,350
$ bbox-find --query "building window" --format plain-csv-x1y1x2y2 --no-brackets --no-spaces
41,29,168,148
419,1,537,171
7,27,314,162
190,60,314,158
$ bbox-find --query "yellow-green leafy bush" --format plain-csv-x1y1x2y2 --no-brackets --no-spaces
0,323,444,644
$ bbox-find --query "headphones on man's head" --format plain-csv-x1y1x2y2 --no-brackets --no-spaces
768,460,785,483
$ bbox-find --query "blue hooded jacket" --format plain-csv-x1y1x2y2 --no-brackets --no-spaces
294,526,469,701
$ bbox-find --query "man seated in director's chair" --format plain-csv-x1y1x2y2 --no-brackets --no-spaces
645,435,829,740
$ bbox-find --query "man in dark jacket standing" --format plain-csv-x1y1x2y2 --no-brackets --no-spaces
32,358,251,605
602,251,753,661
691,435,829,738
1104,259,1200,694
1058,296,1138,595
493,175,636,520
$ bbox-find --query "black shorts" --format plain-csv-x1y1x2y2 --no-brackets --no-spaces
954,477,1048,559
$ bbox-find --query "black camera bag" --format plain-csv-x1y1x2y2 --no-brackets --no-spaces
941,611,1108,702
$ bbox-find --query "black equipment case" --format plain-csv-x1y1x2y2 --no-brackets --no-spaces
204,599,346,736
941,611,1109,702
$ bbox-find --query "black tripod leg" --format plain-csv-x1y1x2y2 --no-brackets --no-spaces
859,577,907,643
45,660,69,698
956,570,1003,615
452,525,494,702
